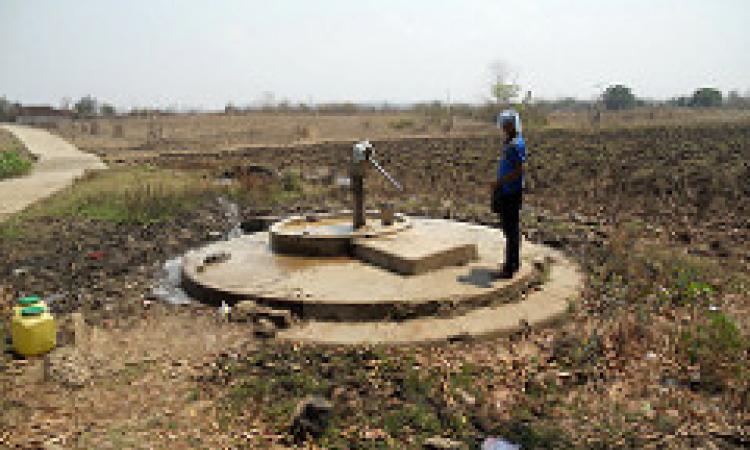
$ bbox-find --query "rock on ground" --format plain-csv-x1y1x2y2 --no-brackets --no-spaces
290,395,333,441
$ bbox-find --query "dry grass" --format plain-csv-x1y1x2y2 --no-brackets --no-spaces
53,112,494,160
547,107,750,130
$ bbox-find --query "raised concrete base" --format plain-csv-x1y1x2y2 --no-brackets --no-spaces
269,211,410,257
181,218,584,343
353,222,478,275
277,255,581,345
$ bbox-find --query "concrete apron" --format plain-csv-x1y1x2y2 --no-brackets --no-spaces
182,218,583,344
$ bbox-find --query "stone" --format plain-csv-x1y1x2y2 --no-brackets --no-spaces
291,396,333,441
262,308,293,329
424,436,466,449
253,317,277,339
231,300,261,322
231,300,293,328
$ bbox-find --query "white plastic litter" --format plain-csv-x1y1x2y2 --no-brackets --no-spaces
482,438,520,450
218,300,231,320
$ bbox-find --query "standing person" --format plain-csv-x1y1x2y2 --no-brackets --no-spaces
491,110,525,278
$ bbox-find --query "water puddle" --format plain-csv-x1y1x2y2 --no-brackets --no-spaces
219,196,243,239
150,256,193,305
151,197,244,305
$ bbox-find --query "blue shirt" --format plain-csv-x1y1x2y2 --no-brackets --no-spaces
497,136,526,194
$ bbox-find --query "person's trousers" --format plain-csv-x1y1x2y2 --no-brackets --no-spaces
500,191,522,272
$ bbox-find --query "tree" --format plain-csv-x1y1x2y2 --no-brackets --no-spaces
0,96,15,122
602,85,636,110
726,90,750,108
100,103,116,116
690,88,722,107
74,95,98,117
489,60,520,105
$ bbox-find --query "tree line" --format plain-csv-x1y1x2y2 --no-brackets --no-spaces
0,95,116,121
2,87,749,123
601,85,749,110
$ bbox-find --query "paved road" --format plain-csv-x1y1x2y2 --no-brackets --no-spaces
0,124,107,221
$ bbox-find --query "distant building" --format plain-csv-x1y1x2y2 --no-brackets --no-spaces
15,105,73,127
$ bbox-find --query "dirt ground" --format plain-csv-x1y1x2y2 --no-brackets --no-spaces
2,303,254,449
1,114,749,448
546,107,750,130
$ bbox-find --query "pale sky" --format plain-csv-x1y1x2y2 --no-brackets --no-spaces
1,0,748,109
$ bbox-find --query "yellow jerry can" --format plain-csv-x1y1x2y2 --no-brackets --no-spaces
11,305,56,357
13,295,47,317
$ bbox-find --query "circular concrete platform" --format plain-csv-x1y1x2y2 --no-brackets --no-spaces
182,218,557,321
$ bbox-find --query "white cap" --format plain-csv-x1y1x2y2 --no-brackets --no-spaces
497,109,522,133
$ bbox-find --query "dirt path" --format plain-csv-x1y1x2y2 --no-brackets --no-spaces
0,124,106,221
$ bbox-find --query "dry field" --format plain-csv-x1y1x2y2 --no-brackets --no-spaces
547,106,750,130
52,112,493,161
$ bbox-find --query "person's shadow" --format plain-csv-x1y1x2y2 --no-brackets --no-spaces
457,267,496,288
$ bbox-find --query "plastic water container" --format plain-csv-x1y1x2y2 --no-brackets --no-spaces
11,305,57,356
13,295,47,317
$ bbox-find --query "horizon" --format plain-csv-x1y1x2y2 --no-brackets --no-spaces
2,0,748,110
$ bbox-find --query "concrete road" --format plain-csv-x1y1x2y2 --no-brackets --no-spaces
0,124,107,221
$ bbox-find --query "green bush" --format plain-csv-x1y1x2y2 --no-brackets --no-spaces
281,169,303,192
680,311,748,391
0,151,32,180
659,267,715,306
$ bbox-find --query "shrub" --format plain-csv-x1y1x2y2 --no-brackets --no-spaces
0,151,32,180
281,169,303,192
679,311,748,392
389,118,415,130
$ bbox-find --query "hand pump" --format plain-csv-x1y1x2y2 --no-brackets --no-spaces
351,140,403,229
